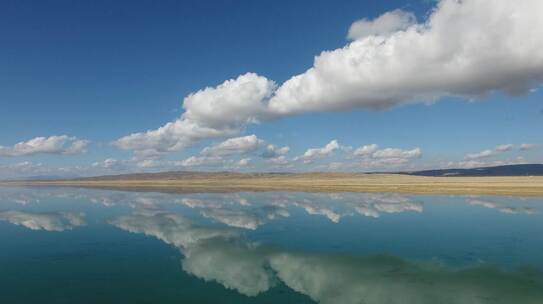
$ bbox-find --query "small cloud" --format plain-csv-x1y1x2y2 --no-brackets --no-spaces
267,155,290,166
237,158,251,167
0,135,89,157
464,144,514,160
177,156,223,167
353,144,422,169
201,135,264,157
92,158,126,170
495,144,514,152
296,140,339,163
261,144,290,159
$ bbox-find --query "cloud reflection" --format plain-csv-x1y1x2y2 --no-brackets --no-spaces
467,198,538,215
179,197,290,230
111,209,543,303
0,210,86,231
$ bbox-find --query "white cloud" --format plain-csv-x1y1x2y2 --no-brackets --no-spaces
347,9,416,40
0,135,89,157
372,147,422,160
114,73,275,157
464,149,495,160
464,144,514,160
261,144,290,159
177,156,223,167
297,140,339,163
267,155,290,166
268,0,543,115
92,158,126,170
446,156,527,169
353,144,378,157
495,144,514,152
182,74,276,130
0,161,72,179
237,158,251,167
136,159,163,168
353,144,422,168
114,0,543,157
201,135,264,156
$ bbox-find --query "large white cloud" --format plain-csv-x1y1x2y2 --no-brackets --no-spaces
115,0,543,157
0,135,89,157
268,0,543,114
114,73,275,157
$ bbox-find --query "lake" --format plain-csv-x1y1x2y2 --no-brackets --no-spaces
1,186,542,303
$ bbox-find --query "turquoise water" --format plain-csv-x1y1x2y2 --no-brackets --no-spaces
1,187,542,303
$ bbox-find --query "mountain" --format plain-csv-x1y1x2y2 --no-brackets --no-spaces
399,164,543,177
71,171,291,181
6,164,543,183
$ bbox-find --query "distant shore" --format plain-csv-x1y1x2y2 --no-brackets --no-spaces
4,173,543,196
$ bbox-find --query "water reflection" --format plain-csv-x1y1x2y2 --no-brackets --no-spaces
178,197,290,230
0,210,86,231
112,208,543,303
467,198,538,215
176,192,424,227
1,187,542,303
0,188,430,226
2,188,538,220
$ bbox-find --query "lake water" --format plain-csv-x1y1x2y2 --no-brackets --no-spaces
1,186,542,303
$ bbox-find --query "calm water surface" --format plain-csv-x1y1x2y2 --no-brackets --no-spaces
1,186,542,303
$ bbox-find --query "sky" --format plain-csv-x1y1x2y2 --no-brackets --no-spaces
1,0,542,178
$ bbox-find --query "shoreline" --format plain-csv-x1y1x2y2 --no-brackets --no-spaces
3,174,543,197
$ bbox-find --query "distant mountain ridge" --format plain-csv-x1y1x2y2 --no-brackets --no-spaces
4,164,543,182
398,164,543,177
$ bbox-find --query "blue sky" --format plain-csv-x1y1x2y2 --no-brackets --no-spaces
1,0,542,178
